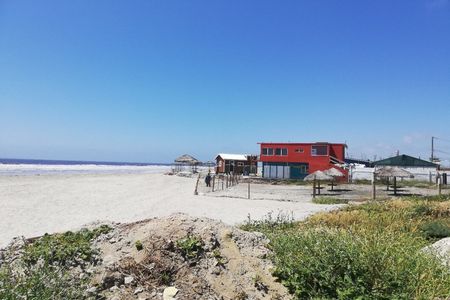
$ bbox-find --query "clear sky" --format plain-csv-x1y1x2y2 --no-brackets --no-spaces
1,0,449,163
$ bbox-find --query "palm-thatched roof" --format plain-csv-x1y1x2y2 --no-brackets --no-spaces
375,166,413,178
324,167,345,177
304,170,333,181
174,154,201,165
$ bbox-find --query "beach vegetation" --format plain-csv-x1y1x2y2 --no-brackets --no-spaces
176,235,204,259
0,225,111,299
242,197,450,299
311,196,348,205
135,240,143,251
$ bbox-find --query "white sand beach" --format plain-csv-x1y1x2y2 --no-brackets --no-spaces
0,171,339,248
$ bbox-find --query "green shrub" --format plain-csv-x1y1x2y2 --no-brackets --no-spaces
24,225,111,266
270,229,450,299
135,240,143,251
411,194,450,202
240,211,295,234
421,221,450,240
243,199,450,299
0,225,111,299
312,197,348,205
0,261,90,299
176,236,204,259
411,202,434,217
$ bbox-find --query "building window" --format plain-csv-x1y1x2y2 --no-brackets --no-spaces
262,148,274,156
311,145,328,156
275,148,288,156
237,162,244,166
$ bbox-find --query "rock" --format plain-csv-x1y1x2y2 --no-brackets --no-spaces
102,271,124,289
86,286,97,294
138,293,151,300
163,286,178,300
124,276,134,285
134,287,144,294
423,237,450,267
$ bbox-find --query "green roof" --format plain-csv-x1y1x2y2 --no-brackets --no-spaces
374,154,437,168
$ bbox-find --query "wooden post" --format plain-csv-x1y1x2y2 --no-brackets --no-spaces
318,181,321,195
429,171,432,184
247,180,250,199
312,178,316,198
372,171,376,200
194,174,201,195
226,175,229,188
222,176,224,190
212,176,215,192
438,175,442,196
386,177,390,191
393,177,397,195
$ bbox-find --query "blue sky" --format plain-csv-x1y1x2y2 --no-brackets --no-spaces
0,0,449,163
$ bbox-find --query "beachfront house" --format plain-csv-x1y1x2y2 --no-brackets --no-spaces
215,154,257,175
258,142,347,180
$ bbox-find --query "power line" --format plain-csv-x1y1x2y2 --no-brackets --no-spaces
435,149,450,155
435,136,450,143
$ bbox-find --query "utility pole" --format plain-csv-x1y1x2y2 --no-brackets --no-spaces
431,136,435,162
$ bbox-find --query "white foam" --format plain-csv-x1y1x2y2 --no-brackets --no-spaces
0,163,172,176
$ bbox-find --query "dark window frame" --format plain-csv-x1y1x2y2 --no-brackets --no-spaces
311,145,328,156
262,148,274,156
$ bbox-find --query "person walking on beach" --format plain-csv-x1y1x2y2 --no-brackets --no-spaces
205,173,211,187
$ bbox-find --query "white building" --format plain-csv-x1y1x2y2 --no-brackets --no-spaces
350,154,440,182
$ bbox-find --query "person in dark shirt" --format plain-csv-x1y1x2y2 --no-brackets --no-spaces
205,173,212,187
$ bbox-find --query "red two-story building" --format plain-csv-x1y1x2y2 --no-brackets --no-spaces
259,142,347,180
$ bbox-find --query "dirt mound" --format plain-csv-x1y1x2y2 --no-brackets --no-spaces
88,214,289,299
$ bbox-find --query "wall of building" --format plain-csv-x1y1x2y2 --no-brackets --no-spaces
350,166,442,182
259,143,347,178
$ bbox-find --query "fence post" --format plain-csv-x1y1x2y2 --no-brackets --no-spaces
194,174,200,195
248,180,250,199
372,171,376,200
438,175,442,196
312,178,316,198
212,176,215,192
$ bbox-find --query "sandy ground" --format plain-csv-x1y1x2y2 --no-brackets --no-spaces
0,173,342,248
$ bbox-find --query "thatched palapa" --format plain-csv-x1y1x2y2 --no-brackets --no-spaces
375,166,413,178
324,167,345,177
174,154,201,173
174,154,200,165
304,170,333,181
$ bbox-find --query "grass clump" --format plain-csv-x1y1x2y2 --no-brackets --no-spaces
270,228,449,299
0,225,111,299
176,235,204,259
240,211,295,234
242,198,450,299
135,240,143,251
312,196,349,205
421,221,450,240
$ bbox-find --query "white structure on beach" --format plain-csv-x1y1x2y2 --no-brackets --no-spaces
350,154,440,182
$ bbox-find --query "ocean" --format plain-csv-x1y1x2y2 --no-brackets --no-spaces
0,158,173,176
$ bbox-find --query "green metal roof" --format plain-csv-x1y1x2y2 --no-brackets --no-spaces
374,154,437,168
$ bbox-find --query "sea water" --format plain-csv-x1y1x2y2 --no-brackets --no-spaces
0,158,172,176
